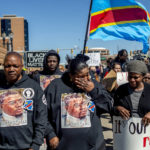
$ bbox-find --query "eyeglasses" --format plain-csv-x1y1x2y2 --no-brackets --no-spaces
4,65,22,68
143,77,150,80
5,99,23,105
128,76,140,80
73,101,88,108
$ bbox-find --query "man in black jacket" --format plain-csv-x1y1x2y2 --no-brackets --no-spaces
32,50,63,90
0,52,47,150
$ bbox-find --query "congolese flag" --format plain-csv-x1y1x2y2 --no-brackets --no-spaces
89,0,150,54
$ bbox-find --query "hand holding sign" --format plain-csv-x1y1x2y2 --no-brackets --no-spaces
142,112,150,126
116,106,130,120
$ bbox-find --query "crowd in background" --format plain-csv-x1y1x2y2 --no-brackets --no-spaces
0,49,150,150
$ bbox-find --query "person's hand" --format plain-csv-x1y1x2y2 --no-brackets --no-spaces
49,136,59,150
28,149,33,150
116,106,130,120
74,77,94,92
142,112,150,126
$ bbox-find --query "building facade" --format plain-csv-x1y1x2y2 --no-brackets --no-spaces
87,47,110,56
0,15,29,52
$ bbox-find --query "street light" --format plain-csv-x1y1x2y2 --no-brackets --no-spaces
2,32,6,48
8,31,14,52
0,31,14,52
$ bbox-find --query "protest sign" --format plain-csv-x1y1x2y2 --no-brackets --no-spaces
26,51,47,67
86,53,101,66
102,70,117,92
117,72,128,86
113,116,150,150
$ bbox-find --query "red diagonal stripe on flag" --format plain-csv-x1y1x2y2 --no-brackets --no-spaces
25,103,32,109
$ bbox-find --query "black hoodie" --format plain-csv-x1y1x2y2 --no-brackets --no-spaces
32,50,63,90
45,72,113,150
0,71,47,150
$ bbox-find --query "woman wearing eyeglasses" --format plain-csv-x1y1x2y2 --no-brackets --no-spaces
114,60,150,126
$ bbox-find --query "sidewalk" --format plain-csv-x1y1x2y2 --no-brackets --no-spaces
101,113,113,150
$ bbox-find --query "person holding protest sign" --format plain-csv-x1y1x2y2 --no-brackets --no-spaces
114,60,150,126
45,54,113,150
32,50,63,90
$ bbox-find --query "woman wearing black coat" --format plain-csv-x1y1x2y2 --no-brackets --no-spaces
45,55,113,150
114,60,150,126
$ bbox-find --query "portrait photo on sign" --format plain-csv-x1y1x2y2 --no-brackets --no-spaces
40,75,61,90
0,88,27,127
61,93,91,128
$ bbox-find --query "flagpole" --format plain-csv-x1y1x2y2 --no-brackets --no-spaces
83,0,93,55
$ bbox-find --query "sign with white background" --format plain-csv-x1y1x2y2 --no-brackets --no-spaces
113,116,150,150
86,53,101,66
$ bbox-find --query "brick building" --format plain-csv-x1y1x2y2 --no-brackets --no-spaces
0,15,29,52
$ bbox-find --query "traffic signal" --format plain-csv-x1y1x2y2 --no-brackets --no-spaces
130,50,132,56
57,48,59,54
85,46,88,53
71,49,73,54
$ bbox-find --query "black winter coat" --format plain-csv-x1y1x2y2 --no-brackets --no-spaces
114,83,150,117
0,71,47,150
45,72,113,150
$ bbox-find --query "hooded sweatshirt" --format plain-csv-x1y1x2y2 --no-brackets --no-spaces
32,50,63,90
0,71,47,150
45,72,113,150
